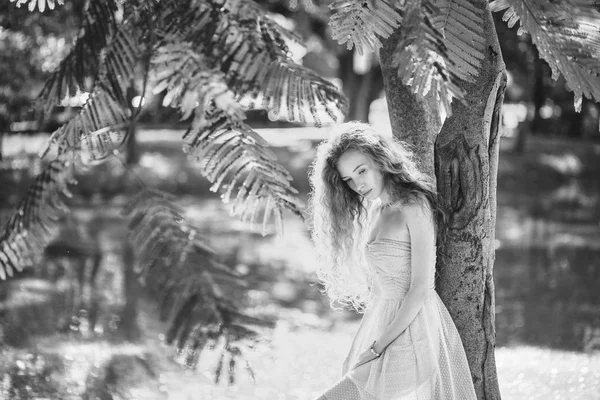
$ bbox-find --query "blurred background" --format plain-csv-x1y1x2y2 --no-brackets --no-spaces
1,3,600,400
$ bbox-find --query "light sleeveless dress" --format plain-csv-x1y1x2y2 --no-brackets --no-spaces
322,238,477,400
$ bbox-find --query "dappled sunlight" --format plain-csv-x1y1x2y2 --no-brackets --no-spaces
495,345,600,400
551,233,591,248
1,134,49,157
2,279,53,308
501,102,528,138
138,152,179,180
145,321,355,400
539,153,584,176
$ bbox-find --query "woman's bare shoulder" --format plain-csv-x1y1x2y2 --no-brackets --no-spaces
401,201,434,233
376,203,409,239
382,201,432,228
401,200,432,216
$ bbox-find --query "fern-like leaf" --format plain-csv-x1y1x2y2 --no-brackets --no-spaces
329,0,402,55
328,0,485,121
9,0,64,13
0,160,72,280
41,86,130,160
37,0,119,113
490,0,600,111
182,105,302,235
150,39,302,234
160,0,347,126
41,23,142,159
430,0,486,83
122,189,274,378
391,0,467,121
151,41,243,121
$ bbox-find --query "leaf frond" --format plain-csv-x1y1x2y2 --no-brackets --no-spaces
431,0,486,83
0,160,72,280
182,106,302,235
329,0,403,54
41,13,144,159
491,0,600,111
391,0,468,122
158,0,347,125
9,0,65,13
41,86,130,160
151,41,241,121
122,189,274,376
37,0,119,113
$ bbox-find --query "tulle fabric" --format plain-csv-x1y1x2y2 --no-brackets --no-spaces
322,239,477,400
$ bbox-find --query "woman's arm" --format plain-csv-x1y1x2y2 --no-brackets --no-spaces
372,202,436,354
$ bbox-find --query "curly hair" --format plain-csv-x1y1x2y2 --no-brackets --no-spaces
308,121,445,312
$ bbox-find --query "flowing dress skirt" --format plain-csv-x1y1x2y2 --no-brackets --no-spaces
323,291,477,400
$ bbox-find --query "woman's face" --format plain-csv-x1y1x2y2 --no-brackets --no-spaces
336,150,386,201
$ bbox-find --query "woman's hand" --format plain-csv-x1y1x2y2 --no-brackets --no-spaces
351,348,379,370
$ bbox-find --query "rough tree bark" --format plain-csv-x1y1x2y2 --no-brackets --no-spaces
379,2,505,399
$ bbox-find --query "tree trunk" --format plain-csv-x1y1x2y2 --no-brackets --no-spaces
512,118,529,154
531,54,545,135
379,3,505,399
125,122,139,165
121,240,140,341
125,82,140,165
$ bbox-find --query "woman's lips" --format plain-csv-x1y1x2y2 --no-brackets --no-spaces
362,189,372,196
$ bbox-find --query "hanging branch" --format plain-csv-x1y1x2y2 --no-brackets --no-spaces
0,160,72,280
329,0,486,121
159,0,348,125
40,22,142,160
491,0,600,111
122,189,274,380
37,0,119,113
152,40,303,234
329,0,402,54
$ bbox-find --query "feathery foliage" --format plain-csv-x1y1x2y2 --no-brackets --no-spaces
182,105,302,232
9,0,64,13
41,8,142,159
37,0,119,114
392,0,463,120
122,189,274,381
1,0,346,381
328,0,486,120
157,0,347,125
431,0,486,84
0,160,72,280
490,0,600,111
329,0,402,55
35,0,345,225
150,41,303,232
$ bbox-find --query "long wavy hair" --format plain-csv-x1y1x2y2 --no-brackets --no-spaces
308,121,445,312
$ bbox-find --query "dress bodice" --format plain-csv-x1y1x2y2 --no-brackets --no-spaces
365,238,435,299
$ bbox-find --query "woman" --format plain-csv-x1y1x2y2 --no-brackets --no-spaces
308,122,477,399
